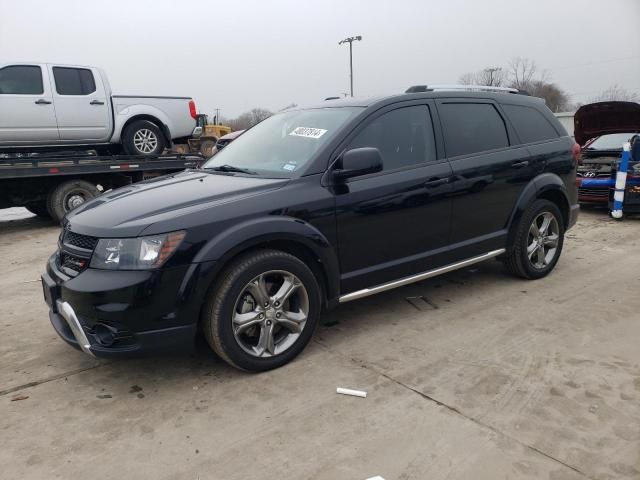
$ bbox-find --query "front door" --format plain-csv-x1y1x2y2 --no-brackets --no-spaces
0,64,59,143
49,65,111,141
333,102,453,294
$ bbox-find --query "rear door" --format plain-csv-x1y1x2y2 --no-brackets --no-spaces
0,64,59,143
435,99,532,259
49,65,111,141
333,101,454,293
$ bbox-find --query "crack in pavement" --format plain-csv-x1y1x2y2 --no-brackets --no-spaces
313,339,594,480
0,363,108,397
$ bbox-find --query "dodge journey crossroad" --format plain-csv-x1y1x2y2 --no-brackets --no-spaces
42,85,579,371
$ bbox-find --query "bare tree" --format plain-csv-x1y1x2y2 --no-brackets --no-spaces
591,84,639,103
458,67,506,86
526,80,570,112
458,72,476,85
222,108,273,131
507,57,537,90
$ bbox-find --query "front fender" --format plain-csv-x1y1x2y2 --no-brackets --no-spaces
111,104,173,143
193,216,341,305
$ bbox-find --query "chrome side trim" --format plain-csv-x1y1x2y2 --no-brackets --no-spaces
56,300,95,357
339,249,506,303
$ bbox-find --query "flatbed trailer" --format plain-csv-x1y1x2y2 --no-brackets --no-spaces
0,152,205,223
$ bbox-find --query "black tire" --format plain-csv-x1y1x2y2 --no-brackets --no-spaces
122,120,166,156
47,180,100,224
504,199,565,279
25,201,51,219
201,249,321,372
199,138,217,157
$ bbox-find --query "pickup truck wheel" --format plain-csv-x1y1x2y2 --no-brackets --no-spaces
25,201,51,219
47,180,100,224
122,120,166,156
503,199,565,280
201,249,321,372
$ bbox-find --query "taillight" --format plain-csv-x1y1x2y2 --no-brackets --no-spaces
571,143,582,166
188,100,197,120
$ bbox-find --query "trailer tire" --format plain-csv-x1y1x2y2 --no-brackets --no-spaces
47,180,100,224
122,120,166,157
25,202,51,219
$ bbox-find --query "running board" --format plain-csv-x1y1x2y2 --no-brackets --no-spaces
338,249,506,303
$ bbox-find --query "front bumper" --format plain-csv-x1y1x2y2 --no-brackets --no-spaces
42,254,215,358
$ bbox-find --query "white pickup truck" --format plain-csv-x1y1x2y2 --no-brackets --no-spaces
0,63,198,156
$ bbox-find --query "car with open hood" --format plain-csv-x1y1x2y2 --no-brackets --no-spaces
575,101,640,204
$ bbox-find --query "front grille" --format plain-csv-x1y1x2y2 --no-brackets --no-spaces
59,251,89,274
63,229,98,251
578,188,609,198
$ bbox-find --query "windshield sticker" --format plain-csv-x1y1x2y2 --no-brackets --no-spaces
282,163,297,171
289,127,327,139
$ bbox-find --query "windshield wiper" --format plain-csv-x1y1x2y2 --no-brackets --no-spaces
204,164,257,175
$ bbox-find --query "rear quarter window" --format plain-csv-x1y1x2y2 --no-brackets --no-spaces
438,102,509,157
501,104,559,144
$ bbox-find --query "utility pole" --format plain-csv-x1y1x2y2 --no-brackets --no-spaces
338,35,362,97
483,67,502,86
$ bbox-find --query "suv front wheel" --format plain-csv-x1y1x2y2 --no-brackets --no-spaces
504,199,565,279
202,250,321,371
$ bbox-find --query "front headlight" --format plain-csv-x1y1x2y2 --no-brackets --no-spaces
90,231,185,270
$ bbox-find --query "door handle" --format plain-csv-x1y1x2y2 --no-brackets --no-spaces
34,99,52,105
423,177,448,188
512,160,529,169
90,100,105,105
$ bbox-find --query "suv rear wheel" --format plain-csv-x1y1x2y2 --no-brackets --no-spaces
504,199,565,279
201,249,321,371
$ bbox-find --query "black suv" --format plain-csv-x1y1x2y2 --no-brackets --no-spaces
42,86,579,371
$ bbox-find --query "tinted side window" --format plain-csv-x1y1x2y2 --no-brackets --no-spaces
53,67,96,95
0,65,43,94
501,104,559,144
439,103,509,157
349,105,437,170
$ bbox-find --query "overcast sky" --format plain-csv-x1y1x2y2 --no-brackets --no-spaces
1,0,639,118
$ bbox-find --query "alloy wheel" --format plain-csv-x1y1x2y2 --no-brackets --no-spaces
527,212,559,269
232,270,309,358
133,128,158,154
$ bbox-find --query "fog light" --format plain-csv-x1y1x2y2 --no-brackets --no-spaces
93,324,116,347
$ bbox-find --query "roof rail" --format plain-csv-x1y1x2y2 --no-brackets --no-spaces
406,84,523,94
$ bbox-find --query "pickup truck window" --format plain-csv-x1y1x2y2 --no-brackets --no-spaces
52,67,96,95
0,65,43,95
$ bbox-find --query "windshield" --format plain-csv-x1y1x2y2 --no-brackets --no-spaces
203,107,361,177
587,133,638,150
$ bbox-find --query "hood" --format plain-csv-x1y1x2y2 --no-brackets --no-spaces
574,101,640,146
66,169,288,238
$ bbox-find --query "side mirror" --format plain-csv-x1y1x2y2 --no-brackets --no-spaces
333,147,383,180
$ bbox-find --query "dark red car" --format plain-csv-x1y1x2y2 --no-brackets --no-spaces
575,101,640,204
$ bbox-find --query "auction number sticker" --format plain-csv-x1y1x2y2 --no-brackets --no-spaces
289,127,327,139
